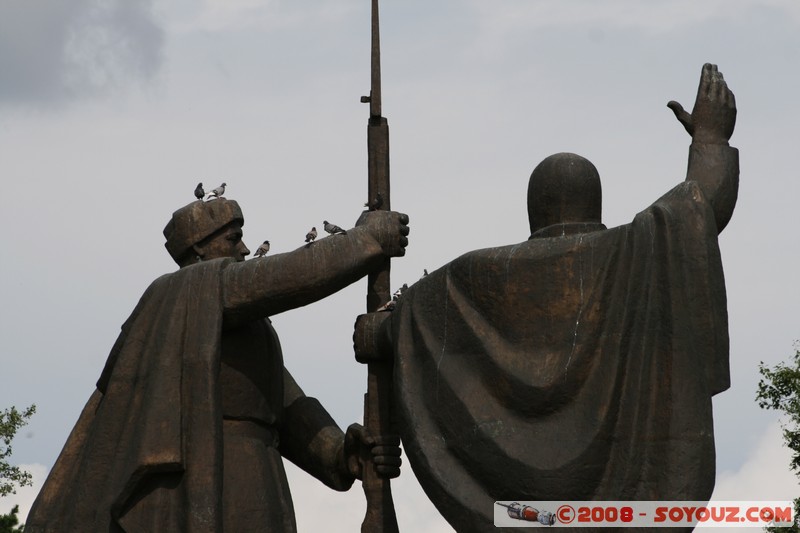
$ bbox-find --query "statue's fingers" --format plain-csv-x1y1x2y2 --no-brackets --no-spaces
373,456,402,480
727,89,736,109
375,465,401,478
667,100,685,115
699,63,714,95
373,455,402,466
699,64,724,103
371,445,402,457
346,422,374,447
372,434,400,446
667,101,694,134
717,77,735,108
711,79,723,101
711,67,727,101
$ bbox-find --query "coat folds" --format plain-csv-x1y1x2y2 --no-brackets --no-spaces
392,182,729,532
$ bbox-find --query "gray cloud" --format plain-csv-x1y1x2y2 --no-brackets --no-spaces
0,0,164,106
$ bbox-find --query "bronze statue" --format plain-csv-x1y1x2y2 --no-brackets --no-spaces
358,63,738,532
26,198,408,531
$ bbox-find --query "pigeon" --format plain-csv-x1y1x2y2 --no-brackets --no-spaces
305,227,318,243
323,220,347,235
422,269,429,278
207,182,227,199
254,240,270,258
376,299,396,312
194,182,205,200
393,283,409,301
364,193,384,211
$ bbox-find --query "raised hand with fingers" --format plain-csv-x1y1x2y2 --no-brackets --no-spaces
667,63,736,145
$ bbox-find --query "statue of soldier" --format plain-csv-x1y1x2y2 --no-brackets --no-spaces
360,63,738,531
26,198,408,531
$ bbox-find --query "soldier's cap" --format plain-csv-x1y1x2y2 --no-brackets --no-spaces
163,198,244,262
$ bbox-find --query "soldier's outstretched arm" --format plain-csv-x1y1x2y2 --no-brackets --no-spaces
221,210,409,325
668,63,739,233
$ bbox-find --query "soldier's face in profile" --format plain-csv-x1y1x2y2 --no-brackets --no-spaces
196,222,250,262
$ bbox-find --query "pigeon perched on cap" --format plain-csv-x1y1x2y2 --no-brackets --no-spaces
254,240,270,257
323,220,347,235
194,182,205,200
207,182,227,200
305,227,318,243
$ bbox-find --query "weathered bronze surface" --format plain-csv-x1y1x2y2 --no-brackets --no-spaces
26,198,408,532
385,64,738,532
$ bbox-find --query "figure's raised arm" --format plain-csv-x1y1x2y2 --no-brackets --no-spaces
222,210,409,325
667,63,739,233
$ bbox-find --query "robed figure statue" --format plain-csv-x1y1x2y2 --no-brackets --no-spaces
365,64,738,532
26,198,408,532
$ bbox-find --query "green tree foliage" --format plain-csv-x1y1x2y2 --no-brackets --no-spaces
0,405,36,498
757,346,800,532
0,405,36,532
0,504,24,533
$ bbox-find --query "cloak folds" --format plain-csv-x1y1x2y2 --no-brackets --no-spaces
27,259,232,532
392,182,729,532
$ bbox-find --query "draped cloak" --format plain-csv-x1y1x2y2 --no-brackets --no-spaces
28,219,393,532
391,181,730,531
26,259,283,531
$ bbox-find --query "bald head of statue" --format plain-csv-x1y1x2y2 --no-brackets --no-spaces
527,152,603,238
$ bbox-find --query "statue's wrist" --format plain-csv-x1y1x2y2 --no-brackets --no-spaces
691,126,731,146
691,136,729,146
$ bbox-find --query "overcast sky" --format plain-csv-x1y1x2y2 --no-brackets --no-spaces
1,1,799,531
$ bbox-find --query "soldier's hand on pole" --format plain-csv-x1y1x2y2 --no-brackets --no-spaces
344,423,402,480
356,210,410,258
667,63,736,145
